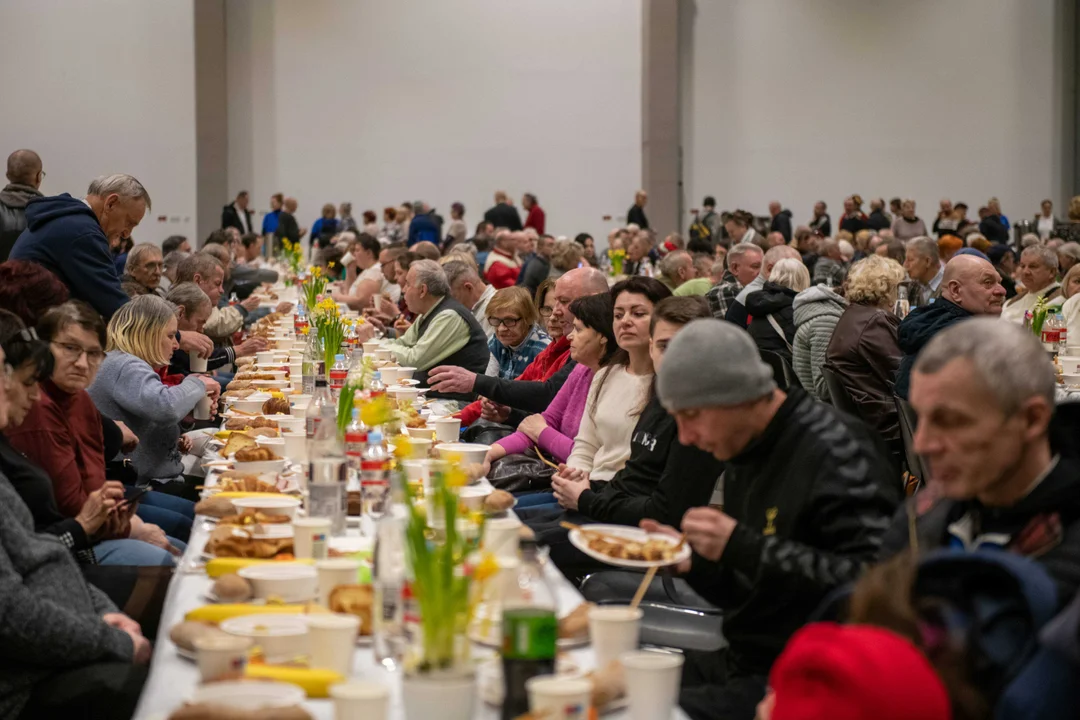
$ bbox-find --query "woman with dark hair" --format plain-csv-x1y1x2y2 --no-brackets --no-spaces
0,259,70,326
361,209,379,236
483,291,617,471
444,202,467,251
381,206,404,245
574,233,599,268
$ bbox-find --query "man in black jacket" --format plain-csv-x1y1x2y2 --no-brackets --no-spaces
881,318,1080,604
644,319,902,720
627,189,649,229
0,149,44,262
482,190,522,232
221,191,253,235
767,202,791,243
274,197,303,254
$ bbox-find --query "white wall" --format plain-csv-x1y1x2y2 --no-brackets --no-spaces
227,0,642,243
680,0,1065,231
0,0,197,246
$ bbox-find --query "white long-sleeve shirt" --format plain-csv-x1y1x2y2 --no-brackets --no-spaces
567,365,653,482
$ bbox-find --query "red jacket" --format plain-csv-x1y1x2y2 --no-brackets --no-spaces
484,248,521,289
459,335,571,425
525,205,546,235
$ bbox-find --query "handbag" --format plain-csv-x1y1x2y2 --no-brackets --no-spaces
488,448,557,494
462,422,514,446
106,457,139,486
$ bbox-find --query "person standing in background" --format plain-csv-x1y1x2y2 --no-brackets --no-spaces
932,198,958,237
261,193,283,237
310,203,338,249
1035,199,1058,240
522,193,545,234
627,189,649,229
866,198,891,231
768,201,792,243
891,199,928,241
361,210,379,237
274,197,303,253
443,202,467,252
838,195,869,235
483,190,522,231
220,191,252,235
808,200,830,237
338,202,357,233
0,150,44,262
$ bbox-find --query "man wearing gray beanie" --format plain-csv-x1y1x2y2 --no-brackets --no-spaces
644,318,902,720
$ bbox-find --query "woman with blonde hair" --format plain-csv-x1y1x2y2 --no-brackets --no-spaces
1059,263,1080,339
484,286,551,379
825,255,907,460
549,238,584,279
88,295,219,500
746,258,809,364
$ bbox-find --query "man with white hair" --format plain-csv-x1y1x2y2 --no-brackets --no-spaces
483,230,522,289
120,243,164,298
768,201,792,243
903,236,943,308
881,318,1080,601
627,189,649,229
483,190,523,231
355,259,489,401
1002,245,1064,323
11,174,149,319
705,243,762,319
658,249,695,291
812,238,846,287
725,245,801,327
443,259,496,340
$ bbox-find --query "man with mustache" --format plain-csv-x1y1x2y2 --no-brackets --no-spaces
894,254,1006,399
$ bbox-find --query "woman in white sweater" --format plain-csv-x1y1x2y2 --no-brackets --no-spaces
516,277,672,515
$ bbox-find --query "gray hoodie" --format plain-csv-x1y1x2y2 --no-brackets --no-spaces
0,472,132,716
88,350,206,483
792,285,848,400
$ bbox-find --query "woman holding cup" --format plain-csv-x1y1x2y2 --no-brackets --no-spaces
88,295,219,502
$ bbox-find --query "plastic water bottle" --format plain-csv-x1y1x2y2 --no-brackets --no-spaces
307,403,347,534
1042,312,1063,356
344,407,368,479
329,353,348,397
373,515,407,670
367,370,385,399
501,538,559,720
307,378,333,438
347,347,365,384
360,430,391,520
1057,312,1068,357
301,332,318,395
893,285,910,320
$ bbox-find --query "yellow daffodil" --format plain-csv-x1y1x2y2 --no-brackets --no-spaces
328,260,336,269
473,552,501,584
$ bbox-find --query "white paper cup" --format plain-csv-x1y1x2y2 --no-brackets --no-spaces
330,680,390,720
189,350,208,373
315,558,361,605
527,675,592,720
288,361,303,377
431,417,461,443
362,340,382,353
293,517,332,559
193,634,251,682
406,437,433,459
589,605,643,666
306,613,360,676
194,395,213,421
374,348,393,361
256,351,276,364
275,416,306,434
620,650,685,720
483,516,522,560
282,431,308,463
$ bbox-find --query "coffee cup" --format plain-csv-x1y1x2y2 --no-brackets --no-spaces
193,634,251,682
292,517,332,559
306,613,360,675
526,675,592,720
620,650,684,720
589,605,642,666
189,351,208,373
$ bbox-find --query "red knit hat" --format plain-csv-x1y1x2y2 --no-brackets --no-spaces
770,623,952,720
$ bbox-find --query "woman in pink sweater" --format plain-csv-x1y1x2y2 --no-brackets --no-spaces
483,292,617,469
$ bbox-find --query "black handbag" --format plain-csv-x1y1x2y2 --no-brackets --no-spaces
106,457,139,486
488,449,557,494
461,422,514,446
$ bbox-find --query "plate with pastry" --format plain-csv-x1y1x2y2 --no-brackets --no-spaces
232,445,288,474
567,523,689,569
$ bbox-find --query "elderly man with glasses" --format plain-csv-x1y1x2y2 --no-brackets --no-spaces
120,243,164,298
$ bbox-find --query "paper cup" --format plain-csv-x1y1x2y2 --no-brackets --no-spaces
374,348,393,362
527,675,592,720
330,680,390,720
282,431,308,463
621,651,684,720
194,395,213,421
315,558,361,605
431,417,461,443
306,613,360,676
406,437,433,459
293,517,332,559
362,340,381,354
589,605,643,666
193,634,251,682
256,351,277,364
482,516,522,561
189,350,208,373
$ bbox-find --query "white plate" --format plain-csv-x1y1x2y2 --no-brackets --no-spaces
190,680,304,710
568,524,691,569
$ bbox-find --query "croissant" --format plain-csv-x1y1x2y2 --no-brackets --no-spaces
262,397,291,415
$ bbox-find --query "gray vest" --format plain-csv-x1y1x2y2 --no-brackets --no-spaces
414,296,490,402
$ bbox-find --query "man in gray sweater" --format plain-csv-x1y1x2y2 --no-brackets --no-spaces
0,473,150,718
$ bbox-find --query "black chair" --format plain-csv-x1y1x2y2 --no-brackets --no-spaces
579,570,726,652
759,349,800,391
822,366,861,418
894,395,926,486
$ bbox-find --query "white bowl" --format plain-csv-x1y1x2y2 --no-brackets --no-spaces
434,442,490,465
252,368,288,378
275,416,306,434
379,367,403,385
289,394,312,411
233,458,288,475
255,351,277,364
456,484,493,512
1059,356,1080,374
388,386,419,404
230,397,269,414
405,437,433,459
230,495,301,519
406,426,435,440
362,341,382,353
255,436,286,451
1063,373,1080,387
191,680,304,710
238,563,317,603
219,614,309,662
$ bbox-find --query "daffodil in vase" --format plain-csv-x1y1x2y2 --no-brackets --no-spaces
608,247,626,277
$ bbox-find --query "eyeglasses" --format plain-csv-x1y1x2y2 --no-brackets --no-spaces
539,307,554,318
52,342,106,367
488,316,523,329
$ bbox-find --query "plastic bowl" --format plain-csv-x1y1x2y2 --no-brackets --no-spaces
230,495,301,519
238,562,316,602
219,614,309,663
434,442,490,465
191,680,305,710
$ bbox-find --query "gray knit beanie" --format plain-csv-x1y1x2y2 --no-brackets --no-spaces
657,319,777,411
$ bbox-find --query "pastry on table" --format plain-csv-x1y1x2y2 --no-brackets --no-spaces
261,397,291,415
234,446,280,462
222,433,258,457
329,585,374,635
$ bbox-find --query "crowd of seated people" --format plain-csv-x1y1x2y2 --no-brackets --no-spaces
3,145,1080,718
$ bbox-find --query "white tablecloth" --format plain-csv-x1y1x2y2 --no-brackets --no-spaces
133,511,688,719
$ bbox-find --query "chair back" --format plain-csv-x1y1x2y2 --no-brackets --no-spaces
822,365,861,417
894,395,926,483
759,349,801,391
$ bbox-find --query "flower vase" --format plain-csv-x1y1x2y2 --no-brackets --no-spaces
402,668,476,720
611,257,624,276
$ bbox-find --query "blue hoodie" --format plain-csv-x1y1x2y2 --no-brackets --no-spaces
893,297,972,399
10,194,129,320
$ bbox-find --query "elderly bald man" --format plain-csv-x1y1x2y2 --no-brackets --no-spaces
895,253,1007,398
1,149,44,261
429,266,610,423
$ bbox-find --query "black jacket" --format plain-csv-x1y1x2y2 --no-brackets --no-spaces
879,457,1080,605
627,204,649,229
867,209,891,231
483,203,523,232
769,210,792,243
746,282,797,364
894,297,972,399
839,212,869,235
221,203,253,234
275,211,300,245
0,183,42,262
577,395,724,528
684,388,902,675
809,213,831,238
473,360,576,415
980,214,1010,244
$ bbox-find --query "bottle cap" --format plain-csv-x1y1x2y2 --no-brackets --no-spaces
369,430,383,442
335,354,344,361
